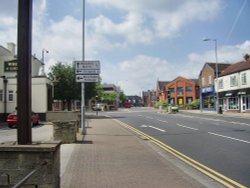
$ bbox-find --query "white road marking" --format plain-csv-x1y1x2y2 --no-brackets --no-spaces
176,124,199,131
208,132,250,144
148,126,166,132
157,119,168,123
140,125,166,132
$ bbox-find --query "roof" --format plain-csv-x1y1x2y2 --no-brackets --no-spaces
220,59,250,76
157,81,169,91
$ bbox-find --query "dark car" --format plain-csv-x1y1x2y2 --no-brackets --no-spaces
6,111,40,128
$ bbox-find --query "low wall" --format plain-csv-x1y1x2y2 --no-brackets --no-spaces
53,121,77,143
47,111,80,122
0,141,61,188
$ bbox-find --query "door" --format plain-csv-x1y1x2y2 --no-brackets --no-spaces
241,96,246,112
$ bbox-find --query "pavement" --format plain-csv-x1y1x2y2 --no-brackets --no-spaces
59,111,232,188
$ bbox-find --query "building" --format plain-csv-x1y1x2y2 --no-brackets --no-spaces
142,90,157,107
199,62,230,111
0,43,53,121
156,81,169,102
166,76,199,107
217,54,250,113
126,95,143,107
101,84,121,108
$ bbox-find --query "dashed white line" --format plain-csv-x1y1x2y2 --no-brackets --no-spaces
157,119,168,123
208,132,250,144
148,125,166,132
176,124,199,131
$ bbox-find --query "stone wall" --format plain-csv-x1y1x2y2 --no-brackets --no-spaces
46,111,80,122
53,121,77,143
0,141,61,188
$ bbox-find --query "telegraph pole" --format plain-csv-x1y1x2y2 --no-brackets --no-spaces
17,0,33,144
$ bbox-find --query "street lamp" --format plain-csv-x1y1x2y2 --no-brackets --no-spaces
203,38,219,114
40,49,49,76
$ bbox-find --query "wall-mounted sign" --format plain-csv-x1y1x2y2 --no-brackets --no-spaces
4,61,18,72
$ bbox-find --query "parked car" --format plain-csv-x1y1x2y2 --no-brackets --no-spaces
6,111,40,128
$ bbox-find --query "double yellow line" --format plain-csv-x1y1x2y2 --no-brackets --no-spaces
114,119,247,188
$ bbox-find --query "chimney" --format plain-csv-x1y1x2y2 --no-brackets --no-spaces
7,42,16,55
244,53,250,61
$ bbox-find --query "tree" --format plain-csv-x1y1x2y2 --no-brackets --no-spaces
48,62,80,110
119,91,126,103
48,62,101,110
103,92,117,104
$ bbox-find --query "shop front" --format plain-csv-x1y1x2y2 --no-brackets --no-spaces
200,85,216,111
218,89,250,113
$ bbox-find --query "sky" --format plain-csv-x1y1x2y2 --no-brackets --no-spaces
0,0,250,96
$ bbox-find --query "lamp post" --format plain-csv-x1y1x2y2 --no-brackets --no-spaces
203,38,219,114
40,49,49,76
42,49,49,64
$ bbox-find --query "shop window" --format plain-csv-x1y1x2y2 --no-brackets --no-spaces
186,97,193,104
241,73,247,85
228,97,239,110
0,90,3,102
230,75,238,87
8,90,14,102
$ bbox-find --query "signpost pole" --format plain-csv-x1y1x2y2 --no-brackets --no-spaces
81,0,85,134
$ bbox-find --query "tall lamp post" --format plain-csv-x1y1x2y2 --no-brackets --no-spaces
203,38,219,114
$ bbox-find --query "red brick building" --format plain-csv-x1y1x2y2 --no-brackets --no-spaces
166,76,199,106
156,81,169,102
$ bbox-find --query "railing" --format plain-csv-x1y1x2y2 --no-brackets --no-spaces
12,161,48,188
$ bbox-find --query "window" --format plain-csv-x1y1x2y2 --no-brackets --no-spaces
8,90,14,102
202,77,205,87
177,87,183,96
228,97,239,110
168,88,174,93
218,79,223,89
186,97,193,104
0,90,3,102
208,76,212,85
241,73,247,85
230,75,238,87
186,86,192,92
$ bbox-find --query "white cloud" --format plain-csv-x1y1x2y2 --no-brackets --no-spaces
87,0,222,43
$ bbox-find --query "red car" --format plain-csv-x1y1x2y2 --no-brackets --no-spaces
6,111,40,128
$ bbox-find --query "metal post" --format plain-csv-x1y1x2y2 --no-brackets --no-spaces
17,0,33,144
81,0,86,134
203,38,219,114
214,39,219,114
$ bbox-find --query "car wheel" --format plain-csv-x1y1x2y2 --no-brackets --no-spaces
8,124,14,128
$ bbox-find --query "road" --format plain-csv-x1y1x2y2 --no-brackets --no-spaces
106,107,250,187
0,123,53,143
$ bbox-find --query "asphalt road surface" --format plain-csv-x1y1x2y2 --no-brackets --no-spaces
106,107,250,187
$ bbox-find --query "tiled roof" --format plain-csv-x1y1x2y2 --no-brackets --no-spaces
157,81,169,90
207,63,231,75
219,60,250,76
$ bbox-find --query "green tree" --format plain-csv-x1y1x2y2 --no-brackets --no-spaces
48,62,80,110
103,92,117,104
119,91,126,103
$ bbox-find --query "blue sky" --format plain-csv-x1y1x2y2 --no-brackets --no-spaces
0,0,250,95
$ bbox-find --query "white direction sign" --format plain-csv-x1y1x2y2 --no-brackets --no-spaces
75,69,100,75
75,60,100,70
76,75,99,82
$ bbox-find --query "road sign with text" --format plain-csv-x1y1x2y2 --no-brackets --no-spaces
76,74,99,82
75,60,100,70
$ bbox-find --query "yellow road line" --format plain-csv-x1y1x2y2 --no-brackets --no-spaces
113,119,247,188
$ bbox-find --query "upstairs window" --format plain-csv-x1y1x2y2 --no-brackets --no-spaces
202,77,205,87
168,88,174,93
208,75,212,85
186,86,192,92
230,75,238,87
241,73,247,85
218,79,223,89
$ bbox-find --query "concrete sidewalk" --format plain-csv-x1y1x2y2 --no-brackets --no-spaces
60,116,218,188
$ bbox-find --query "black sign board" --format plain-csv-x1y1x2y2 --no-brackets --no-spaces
4,60,18,72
